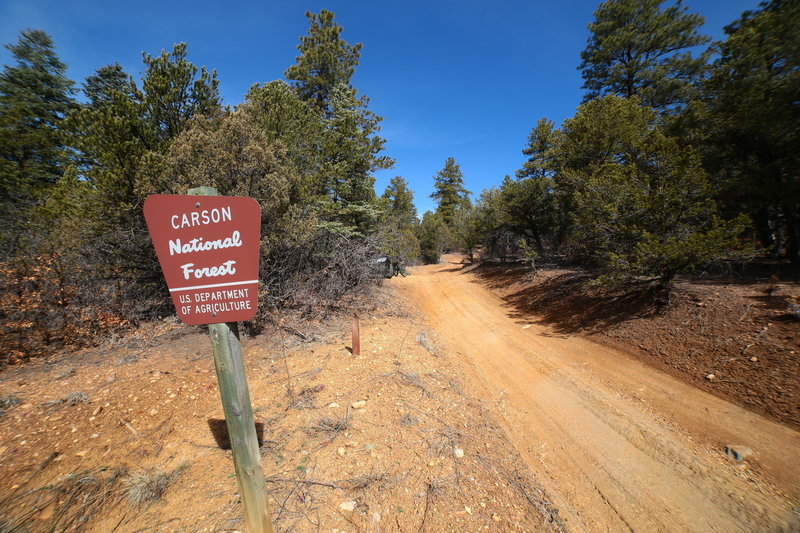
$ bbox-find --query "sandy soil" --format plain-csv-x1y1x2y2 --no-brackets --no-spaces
398,255,800,533
0,288,563,532
472,261,800,428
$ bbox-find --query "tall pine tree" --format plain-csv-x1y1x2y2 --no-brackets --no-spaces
579,0,709,112
431,157,470,225
0,29,75,255
700,0,800,262
284,10,392,232
285,9,362,115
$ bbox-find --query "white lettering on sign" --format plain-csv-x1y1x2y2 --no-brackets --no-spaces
194,288,250,302
180,260,237,280
195,300,252,314
168,230,243,256
170,206,232,229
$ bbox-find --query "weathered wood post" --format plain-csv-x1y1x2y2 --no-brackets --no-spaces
352,313,361,356
189,186,272,533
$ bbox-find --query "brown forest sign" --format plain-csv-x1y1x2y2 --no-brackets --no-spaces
144,195,261,325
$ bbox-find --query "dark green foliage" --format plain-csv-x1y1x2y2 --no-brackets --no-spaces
431,157,471,225
378,176,421,263
284,10,393,234
416,211,450,264
559,96,748,287
382,176,418,228
285,9,362,115
83,63,134,108
697,0,800,261
141,43,220,144
579,0,709,111
0,29,75,256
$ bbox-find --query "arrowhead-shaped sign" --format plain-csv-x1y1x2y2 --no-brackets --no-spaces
144,195,261,325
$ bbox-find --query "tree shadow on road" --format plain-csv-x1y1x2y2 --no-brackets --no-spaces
473,263,662,335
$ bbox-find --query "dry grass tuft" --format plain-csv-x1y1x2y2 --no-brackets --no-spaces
0,467,128,530
124,462,189,506
0,394,22,410
338,471,391,490
398,413,419,427
311,414,350,433
39,390,89,408
416,331,435,354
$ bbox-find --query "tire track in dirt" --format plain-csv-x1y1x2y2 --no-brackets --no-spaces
397,258,800,533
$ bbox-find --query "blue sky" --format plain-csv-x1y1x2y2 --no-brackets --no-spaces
1,0,758,215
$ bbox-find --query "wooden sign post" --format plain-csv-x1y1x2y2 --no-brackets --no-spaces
144,187,272,533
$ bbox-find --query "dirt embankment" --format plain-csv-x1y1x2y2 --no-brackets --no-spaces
473,262,800,428
0,289,563,532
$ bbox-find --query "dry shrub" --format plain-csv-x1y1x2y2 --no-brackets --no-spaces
0,255,139,365
254,220,384,327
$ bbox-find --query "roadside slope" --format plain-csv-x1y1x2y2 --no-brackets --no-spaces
397,256,800,533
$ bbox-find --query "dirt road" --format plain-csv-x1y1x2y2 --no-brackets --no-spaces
397,257,800,533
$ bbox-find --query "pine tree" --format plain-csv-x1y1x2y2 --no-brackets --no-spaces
557,95,748,288
517,118,558,180
382,176,418,228
141,43,220,143
579,0,709,112
0,29,75,256
700,0,800,262
285,9,362,115
83,63,135,108
284,10,393,232
431,157,471,225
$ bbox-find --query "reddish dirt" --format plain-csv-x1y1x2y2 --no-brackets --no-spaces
398,255,800,533
472,262,800,428
0,289,564,532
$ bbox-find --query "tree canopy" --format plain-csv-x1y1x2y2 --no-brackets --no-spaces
579,0,709,111
431,157,471,225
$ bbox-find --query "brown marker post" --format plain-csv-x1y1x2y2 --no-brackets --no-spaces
144,186,272,532
352,313,361,356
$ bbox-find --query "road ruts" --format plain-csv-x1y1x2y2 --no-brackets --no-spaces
397,256,800,533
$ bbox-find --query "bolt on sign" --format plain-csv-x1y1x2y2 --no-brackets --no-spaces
144,195,261,325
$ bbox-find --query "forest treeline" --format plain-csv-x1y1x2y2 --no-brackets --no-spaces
0,10,418,362
0,0,797,362
422,0,798,288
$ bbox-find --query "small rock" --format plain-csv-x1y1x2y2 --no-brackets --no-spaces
726,445,753,462
465,506,472,515
90,433,99,439
339,500,357,512
345,441,358,447
706,374,716,381
149,408,159,416
328,402,340,408
454,447,464,458
492,514,502,522
351,400,367,409
75,450,88,457
428,461,436,467
749,356,758,362
337,447,346,457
